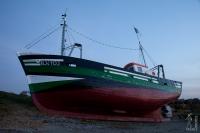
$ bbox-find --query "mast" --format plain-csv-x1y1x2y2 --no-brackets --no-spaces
60,13,83,58
61,13,67,56
134,27,147,67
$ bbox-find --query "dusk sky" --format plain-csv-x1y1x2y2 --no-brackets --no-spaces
0,0,200,98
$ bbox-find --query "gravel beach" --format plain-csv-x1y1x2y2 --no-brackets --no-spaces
0,91,198,133
0,116,191,133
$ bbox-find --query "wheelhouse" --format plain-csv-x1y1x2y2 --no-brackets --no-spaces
124,62,148,73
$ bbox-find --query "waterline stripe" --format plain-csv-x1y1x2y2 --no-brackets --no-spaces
27,75,83,84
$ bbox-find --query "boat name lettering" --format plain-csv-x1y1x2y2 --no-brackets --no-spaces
39,60,61,66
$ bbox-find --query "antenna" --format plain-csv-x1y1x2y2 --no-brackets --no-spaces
134,27,147,67
61,13,67,55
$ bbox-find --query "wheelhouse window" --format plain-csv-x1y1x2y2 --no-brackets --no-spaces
127,66,135,71
137,67,142,73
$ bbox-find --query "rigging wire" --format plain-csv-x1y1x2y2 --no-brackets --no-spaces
23,21,156,66
68,30,76,43
66,30,72,45
143,47,157,67
24,25,61,49
25,24,59,47
68,26,138,51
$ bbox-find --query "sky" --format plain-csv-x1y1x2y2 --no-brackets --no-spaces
0,0,200,99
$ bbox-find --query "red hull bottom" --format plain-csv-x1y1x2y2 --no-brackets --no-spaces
31,87,179,122
33,100,168,122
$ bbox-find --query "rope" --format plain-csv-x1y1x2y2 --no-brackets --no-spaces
24,25,61,49
68,27,138,51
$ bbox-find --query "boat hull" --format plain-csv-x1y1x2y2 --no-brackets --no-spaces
31,77,179,112
18,54,182,121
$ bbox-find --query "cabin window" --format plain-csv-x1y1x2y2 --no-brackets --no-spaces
130,67,134,71
137,67,142,73
127,66,134,71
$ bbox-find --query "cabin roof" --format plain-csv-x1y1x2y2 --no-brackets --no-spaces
124,62,148,69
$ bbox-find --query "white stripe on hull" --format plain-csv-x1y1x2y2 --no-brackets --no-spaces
17,52,46,56
104,66,157,80
109,71,128,77
24,63,40,66
23,59,64,62
27,75,83,84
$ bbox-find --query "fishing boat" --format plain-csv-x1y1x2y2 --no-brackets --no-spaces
18,14,182,122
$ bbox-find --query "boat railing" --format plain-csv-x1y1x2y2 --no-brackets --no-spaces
147,65,182,88
65,43,82,58
147,65,165,79
173,81,182,89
